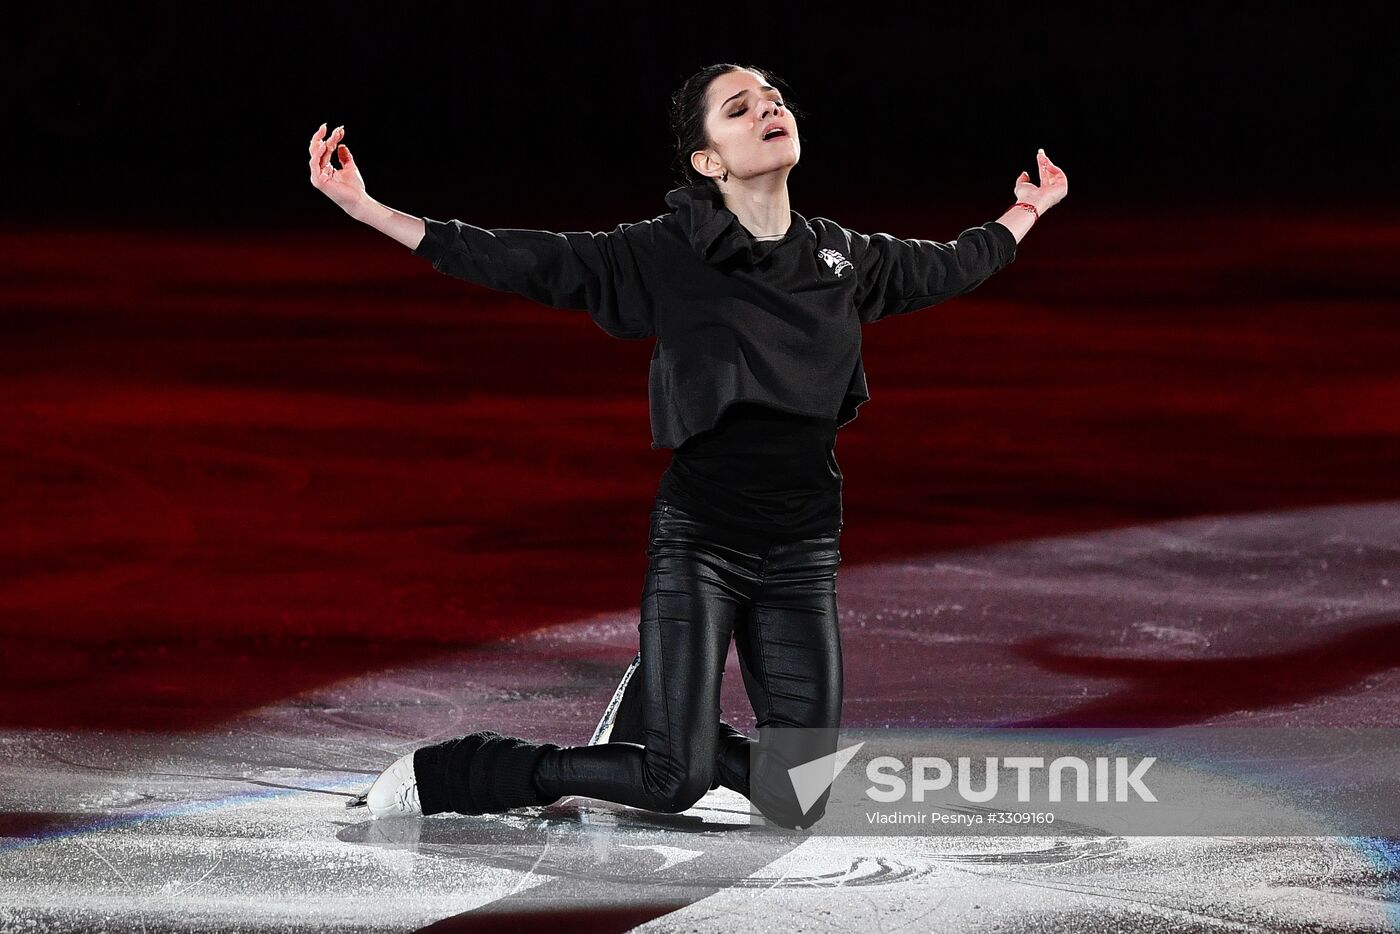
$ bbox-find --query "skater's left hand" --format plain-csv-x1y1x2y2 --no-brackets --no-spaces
1014,149,1068,214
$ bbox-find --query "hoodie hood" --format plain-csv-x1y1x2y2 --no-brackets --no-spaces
663,184,806,267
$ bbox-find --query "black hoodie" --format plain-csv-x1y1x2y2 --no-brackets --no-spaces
410,184,1017,451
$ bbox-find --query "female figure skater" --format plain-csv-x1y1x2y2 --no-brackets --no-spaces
307,63,1067,829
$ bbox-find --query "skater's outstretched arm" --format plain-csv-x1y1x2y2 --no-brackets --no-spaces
848,149,1068,324
307,123,654,341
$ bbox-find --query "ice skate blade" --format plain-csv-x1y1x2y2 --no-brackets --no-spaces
590,651,641,745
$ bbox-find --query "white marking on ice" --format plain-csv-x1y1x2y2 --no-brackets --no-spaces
617,843,704,872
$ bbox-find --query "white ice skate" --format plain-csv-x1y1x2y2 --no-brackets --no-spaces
362,752,422,819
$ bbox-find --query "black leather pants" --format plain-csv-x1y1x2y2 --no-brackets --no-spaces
533,497,844,827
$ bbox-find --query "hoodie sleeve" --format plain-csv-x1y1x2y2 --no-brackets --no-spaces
849,221,1017,324
410,216,655,340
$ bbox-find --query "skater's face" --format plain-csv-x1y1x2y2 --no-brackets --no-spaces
694,69,799,185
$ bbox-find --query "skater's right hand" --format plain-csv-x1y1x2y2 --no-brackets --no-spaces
308,123,367,215
1013,149,1068,214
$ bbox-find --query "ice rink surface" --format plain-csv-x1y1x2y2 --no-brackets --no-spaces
3,501,1399,932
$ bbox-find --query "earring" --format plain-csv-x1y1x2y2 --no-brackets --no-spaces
720,169,728,182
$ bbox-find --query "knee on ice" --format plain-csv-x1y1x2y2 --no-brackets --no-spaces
648,767,714,813
761,799,826,831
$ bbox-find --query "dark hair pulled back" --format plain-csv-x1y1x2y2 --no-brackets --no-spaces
667,63,802,191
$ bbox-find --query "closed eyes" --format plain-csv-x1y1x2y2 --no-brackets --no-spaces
730,100,783,118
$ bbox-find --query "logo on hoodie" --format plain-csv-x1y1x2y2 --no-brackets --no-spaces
816,248,852,278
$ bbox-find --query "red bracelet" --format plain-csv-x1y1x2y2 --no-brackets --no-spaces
1012,201,1039,220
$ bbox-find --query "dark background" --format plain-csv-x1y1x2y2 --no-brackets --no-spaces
2,4,1390,229
3,5,1398,732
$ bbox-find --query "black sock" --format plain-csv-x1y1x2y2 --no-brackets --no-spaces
413,732,560,816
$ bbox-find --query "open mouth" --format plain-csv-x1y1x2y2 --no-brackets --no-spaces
762,128,788,141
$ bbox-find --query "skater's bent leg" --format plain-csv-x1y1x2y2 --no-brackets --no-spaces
535,507,757,813
734,529,844,828
607,650,752,796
